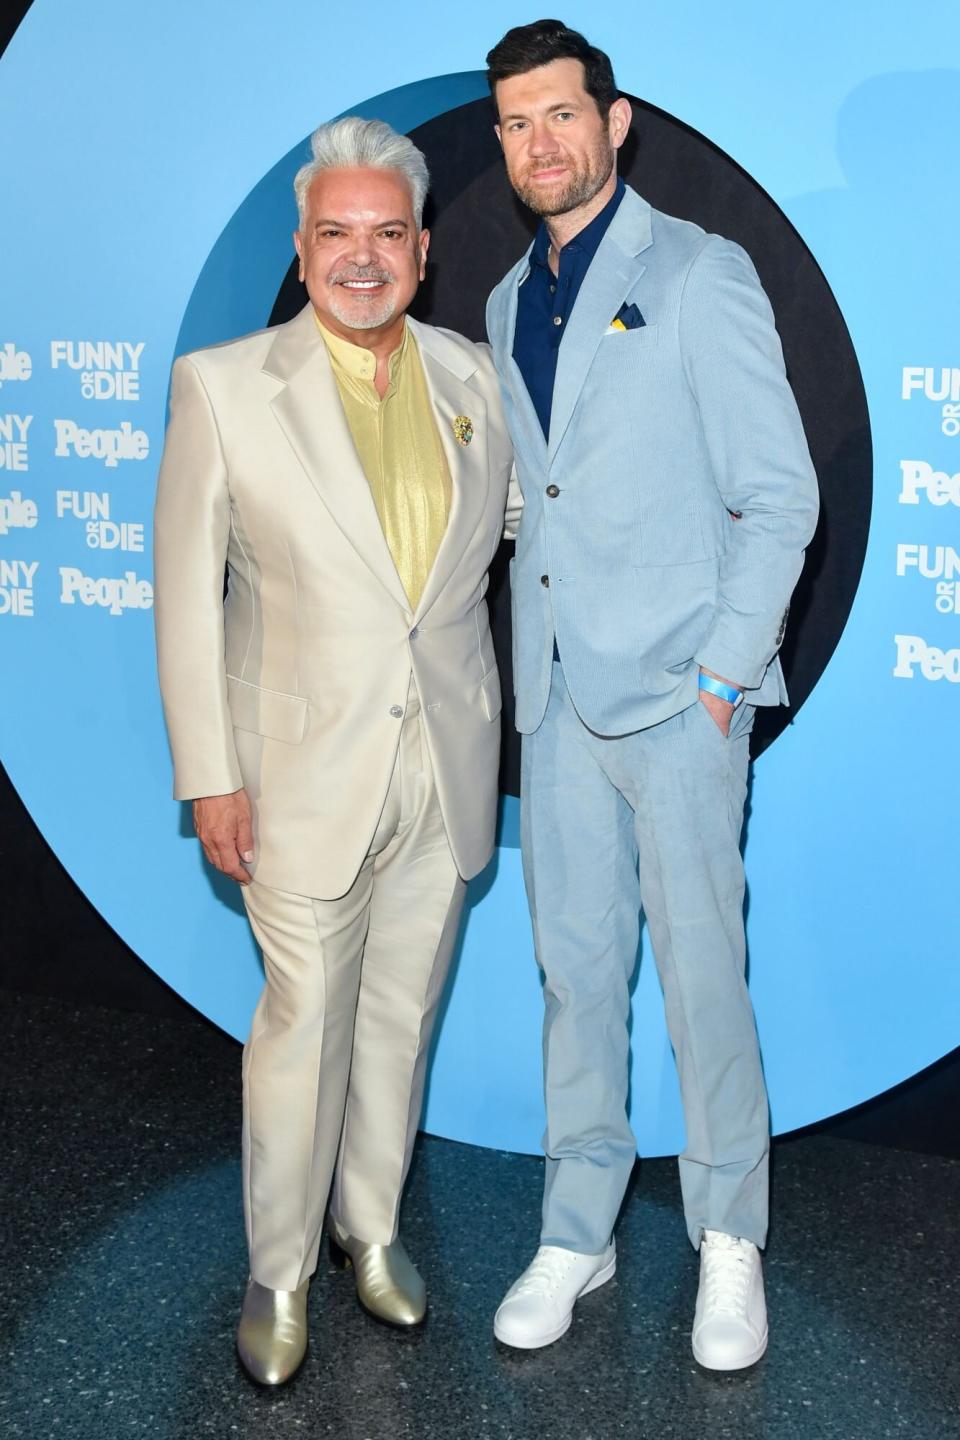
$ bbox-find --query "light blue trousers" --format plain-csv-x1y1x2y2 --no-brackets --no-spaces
521,662,770,1254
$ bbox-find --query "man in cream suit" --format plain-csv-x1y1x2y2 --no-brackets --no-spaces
484,22,819,1369
154,117,516,1386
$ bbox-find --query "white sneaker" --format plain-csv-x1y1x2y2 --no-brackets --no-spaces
692,1229,768,1371
493,1243,617,1349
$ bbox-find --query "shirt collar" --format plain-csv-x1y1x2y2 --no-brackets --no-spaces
530,175,626,273
315,313,408,384
530,224,552,273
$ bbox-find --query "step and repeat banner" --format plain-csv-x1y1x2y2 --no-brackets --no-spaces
1,1,957,1154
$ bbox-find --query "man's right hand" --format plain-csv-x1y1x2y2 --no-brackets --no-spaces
193,788,255,885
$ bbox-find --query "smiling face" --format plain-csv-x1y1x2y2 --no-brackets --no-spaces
294,166,429,343
494,57,631,220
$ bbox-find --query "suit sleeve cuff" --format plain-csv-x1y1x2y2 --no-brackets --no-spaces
172,760,244,803
694,640,768,693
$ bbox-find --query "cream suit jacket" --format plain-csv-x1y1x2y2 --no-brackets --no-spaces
154,303,516,899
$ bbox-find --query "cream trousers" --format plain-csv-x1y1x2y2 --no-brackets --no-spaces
240,686,465,1291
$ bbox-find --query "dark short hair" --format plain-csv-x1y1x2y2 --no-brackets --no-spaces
486,19,619,120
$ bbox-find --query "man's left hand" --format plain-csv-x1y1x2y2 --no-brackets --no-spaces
698,668,741,737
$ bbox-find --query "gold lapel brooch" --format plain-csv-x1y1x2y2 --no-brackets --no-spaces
453,414,474,446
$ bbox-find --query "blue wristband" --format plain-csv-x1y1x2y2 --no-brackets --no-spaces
699,673,744,706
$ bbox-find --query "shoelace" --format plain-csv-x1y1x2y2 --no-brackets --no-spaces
701,1235,752,1318
513,1249,576,1299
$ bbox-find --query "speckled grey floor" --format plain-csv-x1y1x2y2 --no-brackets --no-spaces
0,992,956,1440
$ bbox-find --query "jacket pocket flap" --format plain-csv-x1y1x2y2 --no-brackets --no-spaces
227,675,308,744
480,666,502,723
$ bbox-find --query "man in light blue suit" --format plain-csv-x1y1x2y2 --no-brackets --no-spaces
484,21,819,1370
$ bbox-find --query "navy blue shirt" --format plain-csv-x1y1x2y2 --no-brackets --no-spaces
513,177,626,440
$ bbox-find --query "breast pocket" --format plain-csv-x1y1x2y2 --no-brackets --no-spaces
602,322,659,349
590,323,661,402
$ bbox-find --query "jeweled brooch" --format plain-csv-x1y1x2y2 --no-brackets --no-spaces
453,414,474,446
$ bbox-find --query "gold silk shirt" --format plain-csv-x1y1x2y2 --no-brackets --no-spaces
318,318,452,610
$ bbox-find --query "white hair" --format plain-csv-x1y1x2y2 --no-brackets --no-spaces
294,116,430,229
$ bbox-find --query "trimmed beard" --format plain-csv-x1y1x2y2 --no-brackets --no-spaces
326,267,397,331
514,144,615,218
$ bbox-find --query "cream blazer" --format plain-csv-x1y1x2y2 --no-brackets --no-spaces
154,304,517,898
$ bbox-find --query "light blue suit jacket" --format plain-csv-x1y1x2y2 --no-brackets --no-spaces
486,185,820,737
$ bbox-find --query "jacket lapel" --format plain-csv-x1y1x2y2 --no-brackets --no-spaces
264,304,410,612
489,257,548,462
408,317,489,622
548,188,653,464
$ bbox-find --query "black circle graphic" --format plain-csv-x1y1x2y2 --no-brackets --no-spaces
271,95,871,797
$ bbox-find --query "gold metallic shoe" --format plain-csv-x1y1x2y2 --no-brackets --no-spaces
329,1219,426,1326
236,1278,309,1386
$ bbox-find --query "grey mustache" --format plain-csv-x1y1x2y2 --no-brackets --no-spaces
329,267,394,285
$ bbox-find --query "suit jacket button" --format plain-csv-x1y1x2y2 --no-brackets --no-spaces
389,705,404,718
409,626,419,640
540,574,550,587
546,485,560,498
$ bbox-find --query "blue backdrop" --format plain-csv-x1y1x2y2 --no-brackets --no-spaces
0,1,957,1155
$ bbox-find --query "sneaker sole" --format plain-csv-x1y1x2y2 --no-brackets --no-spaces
692,1327,769,1372
493,1252,617,1350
